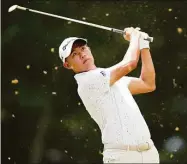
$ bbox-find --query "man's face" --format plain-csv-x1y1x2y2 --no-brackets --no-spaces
64,41,95,73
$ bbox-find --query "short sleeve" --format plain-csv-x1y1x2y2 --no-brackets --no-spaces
84,69,111,94
120,76,132,87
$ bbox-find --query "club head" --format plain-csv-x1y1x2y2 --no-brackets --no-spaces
8,5,18,12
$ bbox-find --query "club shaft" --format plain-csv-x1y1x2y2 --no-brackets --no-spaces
15,5,153,42
18,6,113,31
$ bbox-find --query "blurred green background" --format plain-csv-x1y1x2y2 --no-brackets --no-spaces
2,0,187,163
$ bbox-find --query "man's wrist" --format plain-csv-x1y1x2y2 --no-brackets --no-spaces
130,35,139,45
141,48,150,52
129,40,139,50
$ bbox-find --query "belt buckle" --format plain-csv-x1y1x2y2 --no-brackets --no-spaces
137,142,150,152
137,144,142,152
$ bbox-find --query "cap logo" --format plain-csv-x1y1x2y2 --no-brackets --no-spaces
62,45,66,50
62,39,76,51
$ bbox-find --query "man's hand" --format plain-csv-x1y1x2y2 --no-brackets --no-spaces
123,27,141,42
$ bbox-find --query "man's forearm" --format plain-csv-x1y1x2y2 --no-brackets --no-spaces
140,49,156,88
108,38,140,71
122,40,140,64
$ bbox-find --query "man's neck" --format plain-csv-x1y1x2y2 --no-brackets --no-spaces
76,65,97,74
87,65,97,71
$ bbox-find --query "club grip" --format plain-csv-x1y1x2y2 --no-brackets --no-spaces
111,28,153,42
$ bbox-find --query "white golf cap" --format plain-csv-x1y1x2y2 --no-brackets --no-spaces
59,37,87,63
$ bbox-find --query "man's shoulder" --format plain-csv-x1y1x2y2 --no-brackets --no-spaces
77,68,111,95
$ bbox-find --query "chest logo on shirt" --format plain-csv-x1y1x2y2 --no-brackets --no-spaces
100,71,106,76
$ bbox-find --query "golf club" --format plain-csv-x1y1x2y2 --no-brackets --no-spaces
8,5,153,42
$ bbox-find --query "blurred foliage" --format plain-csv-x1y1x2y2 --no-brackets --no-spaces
2,0,187,164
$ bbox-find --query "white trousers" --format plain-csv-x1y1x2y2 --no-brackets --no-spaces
103,146,159,163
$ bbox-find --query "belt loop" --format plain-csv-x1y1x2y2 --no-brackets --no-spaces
146,142,150,150
137,144,141,152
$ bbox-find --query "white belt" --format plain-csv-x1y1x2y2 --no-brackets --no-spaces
104,140,154,152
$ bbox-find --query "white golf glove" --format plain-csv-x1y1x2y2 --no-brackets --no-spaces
139,32,150,50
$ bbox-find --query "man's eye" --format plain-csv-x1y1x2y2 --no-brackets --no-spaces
72,53,77,57
81,47,85,50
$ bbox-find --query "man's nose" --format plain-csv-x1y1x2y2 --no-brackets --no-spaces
79,52,86,59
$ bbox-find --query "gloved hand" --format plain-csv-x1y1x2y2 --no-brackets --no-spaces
139,32,150,50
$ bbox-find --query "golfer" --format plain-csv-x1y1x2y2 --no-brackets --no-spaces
59,27,159,163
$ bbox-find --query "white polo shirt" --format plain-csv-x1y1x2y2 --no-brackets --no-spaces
74,68,151,147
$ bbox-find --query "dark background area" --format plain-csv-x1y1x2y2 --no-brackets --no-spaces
1,0,187,164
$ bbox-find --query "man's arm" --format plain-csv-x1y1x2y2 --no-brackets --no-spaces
127,36,156,95
109,28,141,86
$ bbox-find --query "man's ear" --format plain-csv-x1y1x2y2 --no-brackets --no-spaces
63,62,73,70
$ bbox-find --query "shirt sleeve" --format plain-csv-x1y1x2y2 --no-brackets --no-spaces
84,69,111,94
120,76,132,87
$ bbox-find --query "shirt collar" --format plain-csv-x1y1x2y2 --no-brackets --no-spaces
74,67,102,82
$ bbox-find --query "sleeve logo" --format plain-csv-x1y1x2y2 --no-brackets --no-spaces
100,71,106,76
